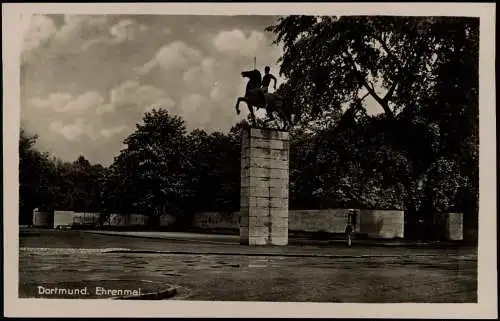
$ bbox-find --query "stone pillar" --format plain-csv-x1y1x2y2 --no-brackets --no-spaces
446,213,464,241
240,127,289,246
434,212,464,241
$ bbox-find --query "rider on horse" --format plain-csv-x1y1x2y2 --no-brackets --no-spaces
260,66,277,108
235,66,294,129
262,66,277,92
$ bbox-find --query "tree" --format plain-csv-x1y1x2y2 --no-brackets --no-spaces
19,127,109,225
67,156,106,213
267,16,478,124
49,158,75,211
267,16,479,240
19,129,40,224
19,129,58,223
107,108,193,225
185,128,241,214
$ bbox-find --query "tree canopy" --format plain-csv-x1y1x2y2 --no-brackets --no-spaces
267,15,478,239
267,16,478,123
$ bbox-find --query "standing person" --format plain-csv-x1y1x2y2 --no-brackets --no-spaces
345,223,353,247
345,209,356,247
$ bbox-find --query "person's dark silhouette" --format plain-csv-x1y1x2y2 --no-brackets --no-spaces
262,66,277,92
260,66,277,108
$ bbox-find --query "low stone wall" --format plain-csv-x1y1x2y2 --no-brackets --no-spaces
32,208,405,239
102,213,148,227
32,211,54,228
359,209,404,239
73,212,101,226
46,211,150,228
433,212,463,241
193,209,403,239
159,214,177,227
289,209,361,234
193,212,240,230
53,211,74,228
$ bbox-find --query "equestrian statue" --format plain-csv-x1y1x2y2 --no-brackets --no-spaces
235,66,296,130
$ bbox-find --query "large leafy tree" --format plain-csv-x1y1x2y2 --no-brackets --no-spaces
19,130,60,222
267,16,479,240
107,108,193,224
288,112,411,211
267,16,478,123
20,128,109,224
19,130,42,224
58,155,106,213
186,129,240,213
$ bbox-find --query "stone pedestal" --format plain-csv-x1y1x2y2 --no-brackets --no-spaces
240,128,289,246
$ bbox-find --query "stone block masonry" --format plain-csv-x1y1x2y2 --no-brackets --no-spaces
240,127,290,246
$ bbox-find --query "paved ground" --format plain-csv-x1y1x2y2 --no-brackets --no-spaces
83,230,457,247
19,229,477,302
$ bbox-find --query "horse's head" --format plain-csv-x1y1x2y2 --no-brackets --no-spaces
241,69,261,80
241,69,262,97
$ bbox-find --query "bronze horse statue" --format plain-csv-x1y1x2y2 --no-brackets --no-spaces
235,69,295,130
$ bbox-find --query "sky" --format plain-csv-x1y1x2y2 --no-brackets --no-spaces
20,13,388,167
20,14,291,166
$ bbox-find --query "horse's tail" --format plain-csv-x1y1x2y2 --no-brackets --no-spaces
277,98,294,129
272,94,299,129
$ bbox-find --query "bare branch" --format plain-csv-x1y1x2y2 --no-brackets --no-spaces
371,33,404,69
383,82,398,103
342,51,394,118
383,36,428,103
359,91,370,102
367,80,376,91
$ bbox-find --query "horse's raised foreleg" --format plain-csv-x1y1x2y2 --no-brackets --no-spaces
235,97,245,115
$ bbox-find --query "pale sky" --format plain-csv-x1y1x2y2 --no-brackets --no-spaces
21,14,381,166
